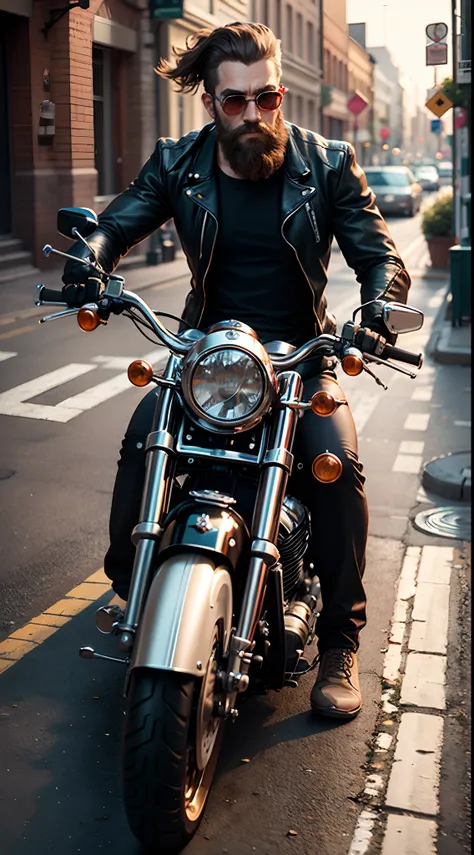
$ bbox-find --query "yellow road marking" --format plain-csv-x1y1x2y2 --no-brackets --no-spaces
0,566,114,675
67,581,111,600
0,307,45,327
0,324,38,340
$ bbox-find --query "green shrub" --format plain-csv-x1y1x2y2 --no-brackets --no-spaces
421,192,454,238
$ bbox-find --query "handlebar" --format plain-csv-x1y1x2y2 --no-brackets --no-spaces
39,286,65,303
36,283,423,375
381,343,423,368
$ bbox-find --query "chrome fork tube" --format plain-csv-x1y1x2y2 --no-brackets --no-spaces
234,372,303,648
119,354,181,648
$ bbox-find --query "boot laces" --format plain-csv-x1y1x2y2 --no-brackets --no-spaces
322,649,354,682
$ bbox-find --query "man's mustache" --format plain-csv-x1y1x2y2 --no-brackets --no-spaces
230,123,276,140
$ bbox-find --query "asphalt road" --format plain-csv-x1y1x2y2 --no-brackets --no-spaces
0,207,469,855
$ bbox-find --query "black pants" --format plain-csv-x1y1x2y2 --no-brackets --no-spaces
104,373,368,654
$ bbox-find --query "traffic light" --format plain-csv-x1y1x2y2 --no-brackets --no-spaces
149,0,183,19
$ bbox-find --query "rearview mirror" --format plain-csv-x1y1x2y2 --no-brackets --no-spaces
382,302,424,334
57,207,98,240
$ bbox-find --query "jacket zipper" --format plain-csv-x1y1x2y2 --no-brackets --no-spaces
281,202,323,335
304,202,320,243
197,208,218,327
199,210,208,260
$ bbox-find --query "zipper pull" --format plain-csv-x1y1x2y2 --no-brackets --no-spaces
305,202,320,244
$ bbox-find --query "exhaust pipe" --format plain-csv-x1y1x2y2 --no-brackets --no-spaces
284,577,321,675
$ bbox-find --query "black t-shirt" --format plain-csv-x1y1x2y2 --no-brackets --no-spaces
200,167,315,347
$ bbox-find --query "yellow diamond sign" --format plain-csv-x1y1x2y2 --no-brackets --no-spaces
425,88,453,117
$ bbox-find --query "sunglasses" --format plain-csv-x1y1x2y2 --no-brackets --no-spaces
214,85,288,116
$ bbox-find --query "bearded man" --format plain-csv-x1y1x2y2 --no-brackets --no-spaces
62,22,410,719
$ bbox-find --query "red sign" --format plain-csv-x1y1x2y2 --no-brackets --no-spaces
379,127,390,140
455,107,467,128
426,43,448,66
347,91,369,116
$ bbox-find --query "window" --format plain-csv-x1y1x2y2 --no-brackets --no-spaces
307,22,314,66
93,46,116,197
308,99,315,129
286,4,293,53
276,0,281,36
285,91,293,121
296,13,303,58
263,0,269,24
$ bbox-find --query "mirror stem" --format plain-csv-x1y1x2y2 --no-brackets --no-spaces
71,227,99,266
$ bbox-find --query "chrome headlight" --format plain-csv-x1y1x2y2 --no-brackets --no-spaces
181,325,278,432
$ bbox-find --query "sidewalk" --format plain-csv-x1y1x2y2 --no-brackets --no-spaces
433,321,471,366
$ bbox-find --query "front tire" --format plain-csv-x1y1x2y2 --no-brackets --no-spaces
122,663,222,854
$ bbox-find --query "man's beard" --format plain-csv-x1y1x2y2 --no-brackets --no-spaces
215,111,289,181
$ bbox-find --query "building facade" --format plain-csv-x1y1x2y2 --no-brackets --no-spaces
249,0,323,132
346,25,375,164
0,0,251,270
321,0,349,140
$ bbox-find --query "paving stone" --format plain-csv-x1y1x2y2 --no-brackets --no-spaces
401,653,446,709
382,814,437,855
385,712,443,814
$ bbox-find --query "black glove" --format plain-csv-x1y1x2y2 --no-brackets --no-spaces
62,276,102,309
62,258,102,308
360,299,397,345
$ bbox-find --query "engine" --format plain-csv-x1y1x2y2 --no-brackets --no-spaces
278,496,310,601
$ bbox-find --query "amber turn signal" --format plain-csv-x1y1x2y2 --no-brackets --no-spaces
312,452,343,483
310,390,338,417
77,308,101,332
128,360,154,387
341,353,364,376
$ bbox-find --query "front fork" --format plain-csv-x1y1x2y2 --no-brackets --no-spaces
225,371,303,703
117,354,181,651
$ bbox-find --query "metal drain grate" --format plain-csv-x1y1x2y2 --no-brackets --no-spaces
413,506,471,540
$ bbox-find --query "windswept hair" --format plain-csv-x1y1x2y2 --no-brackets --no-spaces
156,22,282,95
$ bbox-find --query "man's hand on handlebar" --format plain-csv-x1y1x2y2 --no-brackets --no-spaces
61,269,102,309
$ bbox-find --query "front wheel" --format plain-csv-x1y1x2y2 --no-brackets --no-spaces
122,634,223,853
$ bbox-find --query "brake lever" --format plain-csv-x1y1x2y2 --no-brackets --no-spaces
38,308,79,324
361,362,388,390
364,352,418,379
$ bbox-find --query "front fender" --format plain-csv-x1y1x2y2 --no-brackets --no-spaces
130,553,233,677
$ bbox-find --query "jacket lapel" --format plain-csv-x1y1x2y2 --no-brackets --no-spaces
281,128,317,224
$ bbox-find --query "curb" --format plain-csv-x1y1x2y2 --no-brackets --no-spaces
433,322,471,366
422,452,472,502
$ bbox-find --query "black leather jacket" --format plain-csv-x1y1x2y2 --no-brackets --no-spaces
67,122,411,334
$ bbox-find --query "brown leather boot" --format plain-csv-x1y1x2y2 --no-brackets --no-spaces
310,649,362,719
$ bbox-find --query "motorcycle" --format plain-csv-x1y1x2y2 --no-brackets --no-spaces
35,207,424,854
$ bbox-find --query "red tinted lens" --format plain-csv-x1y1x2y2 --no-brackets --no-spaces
257,91,282,111
222,95,248,115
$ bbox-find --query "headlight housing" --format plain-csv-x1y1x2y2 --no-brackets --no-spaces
181,324,278,432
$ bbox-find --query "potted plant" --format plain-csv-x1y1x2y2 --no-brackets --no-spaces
421,192,456,269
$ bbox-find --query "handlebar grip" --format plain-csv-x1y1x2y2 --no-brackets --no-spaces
382,343,423,368
39,286,66,302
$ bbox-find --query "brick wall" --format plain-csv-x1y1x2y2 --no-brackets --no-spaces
7,0,145,268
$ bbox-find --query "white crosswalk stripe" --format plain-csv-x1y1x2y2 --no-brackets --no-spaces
0,351,18,362
0,349,167,423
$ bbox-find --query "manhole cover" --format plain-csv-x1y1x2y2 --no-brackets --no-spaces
413,506,471,540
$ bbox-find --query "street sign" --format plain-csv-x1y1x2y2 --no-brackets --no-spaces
149,0,183,19
425,88,453,117
426,22,448,42
457,59,471,84
455,107,467,128
431,119,442,133
347,91,368,116
426,43,448,65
